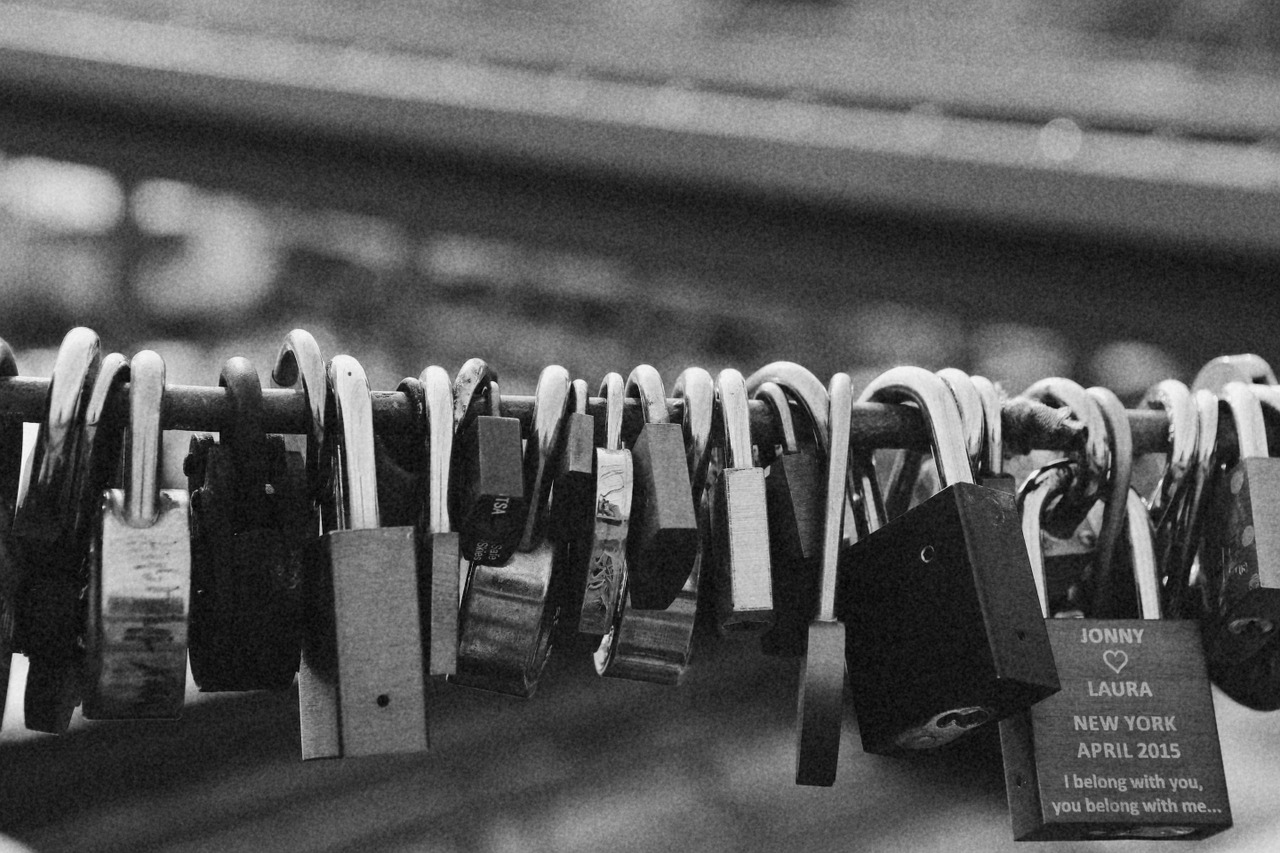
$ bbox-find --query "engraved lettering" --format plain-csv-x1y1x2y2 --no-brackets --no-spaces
1086,680,1153,697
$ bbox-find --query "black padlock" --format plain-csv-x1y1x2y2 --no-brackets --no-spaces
0,339,22,724
841,366,1059,754
547,379,597,644
185,357,307,692
1194,380,1280,709
753,380,822,657
595,367,710,683
1003,465,1232,841
451,359,526,566
12,327,101,732
623,365,699,610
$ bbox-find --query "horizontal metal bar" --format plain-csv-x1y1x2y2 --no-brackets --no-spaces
0,375,1170,454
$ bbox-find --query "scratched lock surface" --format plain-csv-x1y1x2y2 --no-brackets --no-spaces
1006,620,1230,840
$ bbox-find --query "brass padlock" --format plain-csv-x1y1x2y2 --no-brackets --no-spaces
185,357,306,692
841,366,1059,754
709,368,773,635
1003,465,1232,841
415,365,460,678
595,367,710,683
298,354,428,758
623,365,699,610
82,350,192,720
795,372,854,787
577,373,631,636
453,365,569,697
451,359,526,566
754,380,822,657
1195,380,1280,709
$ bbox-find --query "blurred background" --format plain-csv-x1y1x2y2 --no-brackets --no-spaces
3,0,1280,850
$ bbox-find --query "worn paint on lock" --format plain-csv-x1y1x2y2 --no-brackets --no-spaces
1002,620,1231,841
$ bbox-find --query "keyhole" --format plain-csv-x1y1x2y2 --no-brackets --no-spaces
919,545,935,563
376,694,391,707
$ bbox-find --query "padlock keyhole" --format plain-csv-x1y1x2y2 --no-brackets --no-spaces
376,694,391,707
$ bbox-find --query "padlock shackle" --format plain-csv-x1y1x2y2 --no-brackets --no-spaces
745,362,830,455
1018,461,1074,619
936,368,984,466
752,382,799,456
1192,353,1277,392
1220,381,1268,460
420,364,453,535
625,364,669,425
1022,377,1109,502
452,358,501,435
859,367,973,487
72,352,129,537
1166,389,1219,615
124,350,165,527
23,327,101,533
714,369,752,471
1126,488,1163,620
817,373,853,623
1142,379,1196,517
518,365,570,552
219,356,270,514
599,372,625,452
568,379,588,417
673,367,714,498
271,329,326,488
1086,385,1135,619
970,374,1004,476
328,355,380,531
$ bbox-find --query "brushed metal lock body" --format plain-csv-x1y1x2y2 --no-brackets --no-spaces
1002,468,1231,841
841,367,1058,755
709,368,773,635
451,361,526,567
623,365,699,610
298,354,428,759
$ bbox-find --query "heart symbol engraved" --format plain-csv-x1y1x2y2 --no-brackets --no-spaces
1103,649,1129,675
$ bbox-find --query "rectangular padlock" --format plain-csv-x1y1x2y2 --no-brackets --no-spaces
1004,470,1231,840
299,354,428,759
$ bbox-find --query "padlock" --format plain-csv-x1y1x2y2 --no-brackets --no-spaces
971,374,1017,494
753,380,822,657
795,372,853,787
1193,380,1280,709
270,328,328,517
454,365,569,697
0,339,26,724
82,350,192,720
1002,465,1232,841
595,366,710,683
298,354,428,758
623,365,699,610
841,366,1058,754
451,359,526,566
185,356,306,691
547,379,597,646
12,327,101,732
577,373,632,636
415,365,460,677
1175,389,1220,622
1085,385,1136,619
708,368,773,635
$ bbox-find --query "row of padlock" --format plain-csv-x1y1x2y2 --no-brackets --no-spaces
0,329,1273,841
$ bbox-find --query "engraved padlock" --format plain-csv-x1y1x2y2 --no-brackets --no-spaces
841,366,1059,754
1195,380,1280,709
754,380,822,656
82,350,192,720
453,365,569,697
298,354,428,759
595,367,710,683
185,357,306,692
623,365,699,610
1002,465,1232,841
451,359,526,566
577,373,631,636
709,368,773,635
